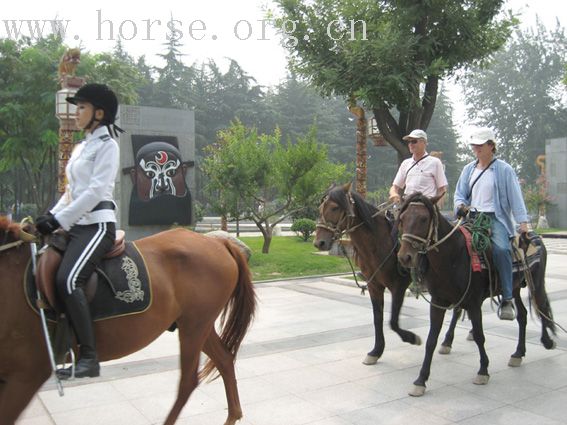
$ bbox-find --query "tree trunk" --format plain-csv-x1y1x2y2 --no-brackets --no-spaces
221,215,228,231
262,227,272,253
349,102,367,198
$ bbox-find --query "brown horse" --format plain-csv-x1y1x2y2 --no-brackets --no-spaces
397,193,555,397
314,183,422,364
0,216,256,425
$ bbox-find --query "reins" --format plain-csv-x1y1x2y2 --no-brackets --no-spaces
0,239,26,253
0,217,37,253
400,201,463,254
400,201,474,311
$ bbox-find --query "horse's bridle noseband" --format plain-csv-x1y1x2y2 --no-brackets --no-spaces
316,193,360,241
400,201,462,254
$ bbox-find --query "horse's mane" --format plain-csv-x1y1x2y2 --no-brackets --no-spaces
400,192,437,219
399,192,453,233
0,216,20,239
327,186,379,234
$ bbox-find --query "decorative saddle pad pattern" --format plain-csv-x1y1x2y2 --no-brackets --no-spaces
25,242,152,321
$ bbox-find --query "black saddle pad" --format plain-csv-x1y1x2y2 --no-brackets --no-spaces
90,241,152,320
25,241,152,321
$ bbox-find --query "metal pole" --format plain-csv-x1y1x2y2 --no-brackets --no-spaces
30,242,65,396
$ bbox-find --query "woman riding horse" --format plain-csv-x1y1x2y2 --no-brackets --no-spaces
0,217,256,425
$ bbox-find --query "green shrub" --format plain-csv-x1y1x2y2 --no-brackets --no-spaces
291,218,316,242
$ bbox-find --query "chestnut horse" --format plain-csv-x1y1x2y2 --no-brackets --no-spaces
314,183,423,364
0,216,256,425
397,193,555,397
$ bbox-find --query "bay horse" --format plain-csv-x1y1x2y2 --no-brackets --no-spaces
313,183,423,365
0,216,256,425
397,193,556,397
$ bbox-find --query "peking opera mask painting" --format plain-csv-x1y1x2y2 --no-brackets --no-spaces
128,140,192,225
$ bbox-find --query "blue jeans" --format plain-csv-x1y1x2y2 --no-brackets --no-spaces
488,214,513,300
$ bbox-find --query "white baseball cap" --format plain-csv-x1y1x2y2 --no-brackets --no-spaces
402,129,427,141
469,127,496,145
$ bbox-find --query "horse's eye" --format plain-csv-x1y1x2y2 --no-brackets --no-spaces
331,206,339,212
419,216,428,224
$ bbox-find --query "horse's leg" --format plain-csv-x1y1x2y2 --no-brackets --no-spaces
389,279,421,346
202,330,242,425
409,305,446,397
163,322,212,425
439,308,463,354
508,292,527,367
0,373,50,425
467,307,490,385
363,285,385,365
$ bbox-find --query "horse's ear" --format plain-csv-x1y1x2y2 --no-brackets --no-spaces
430,192,445,205
342,182,352,192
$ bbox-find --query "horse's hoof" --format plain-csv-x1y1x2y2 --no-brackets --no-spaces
466,331,474,341
362,355,379,365
438,345,451,355
543,340,556,350
508,356,523,367
408,385,426,397
414,335,422,346
473,374,489,385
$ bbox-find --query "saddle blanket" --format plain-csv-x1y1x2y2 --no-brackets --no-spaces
25,242,152,321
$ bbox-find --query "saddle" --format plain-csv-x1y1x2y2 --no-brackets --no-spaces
36,229,126,312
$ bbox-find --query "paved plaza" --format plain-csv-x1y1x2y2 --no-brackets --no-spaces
17,240,567,425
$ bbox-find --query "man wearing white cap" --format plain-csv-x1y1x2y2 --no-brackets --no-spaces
454,127,529,320
389,129,448,204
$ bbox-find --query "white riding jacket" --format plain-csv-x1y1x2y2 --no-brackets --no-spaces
51,126,119,230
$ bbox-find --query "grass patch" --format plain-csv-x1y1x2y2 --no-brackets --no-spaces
536,228,566,234
242,235,353,281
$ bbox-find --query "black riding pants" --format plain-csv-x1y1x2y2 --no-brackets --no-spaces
55,222,116,299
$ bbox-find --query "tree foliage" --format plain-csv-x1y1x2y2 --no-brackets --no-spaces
201,120,347,253
0,36,62,214
273,0,516,161
464,20,567,180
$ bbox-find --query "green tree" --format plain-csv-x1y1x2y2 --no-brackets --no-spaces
265,73,354,165
0,36,62,213
464,20,567,180
0,36,152,214
151,29,196,109
274,0,516,163
202,120,347,253
426,87,461,189
78,42,147,104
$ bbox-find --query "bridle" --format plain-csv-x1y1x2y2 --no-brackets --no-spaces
316,192,396,293
400,201,462,254
317,193,392,242
399,200,469,311
316,193,358,241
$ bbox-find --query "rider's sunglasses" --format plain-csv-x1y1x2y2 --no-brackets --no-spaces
407,139,420,144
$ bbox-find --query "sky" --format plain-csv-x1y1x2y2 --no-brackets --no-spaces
2,0,566,137
2,0,565,87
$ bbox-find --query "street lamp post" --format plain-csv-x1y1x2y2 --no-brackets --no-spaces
55,76,85,194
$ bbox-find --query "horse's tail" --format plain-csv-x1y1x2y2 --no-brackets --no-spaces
200,239,257,381
529,244,556,335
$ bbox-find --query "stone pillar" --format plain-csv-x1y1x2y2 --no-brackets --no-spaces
545,137,567,228
115,105,195,240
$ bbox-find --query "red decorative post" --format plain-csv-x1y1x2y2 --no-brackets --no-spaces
55,75,85,194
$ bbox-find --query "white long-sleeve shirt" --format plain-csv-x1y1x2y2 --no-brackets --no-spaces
51,126,119,230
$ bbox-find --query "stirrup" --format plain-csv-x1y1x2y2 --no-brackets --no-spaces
56,348,76,379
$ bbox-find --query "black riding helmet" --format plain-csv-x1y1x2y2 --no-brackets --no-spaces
66,83,123,136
